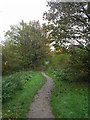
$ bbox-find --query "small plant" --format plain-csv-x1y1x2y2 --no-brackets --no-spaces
53,68,68,81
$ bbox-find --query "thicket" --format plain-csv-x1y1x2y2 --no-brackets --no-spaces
51,47,89,83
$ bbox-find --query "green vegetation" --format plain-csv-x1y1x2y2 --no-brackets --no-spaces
44,1,90,83
44,2,89,49
2,1,89,119
68,48,89,82
2,21,50,75
48,53,70,69
3,71,32,102
46,70,88,118
2,71,46,118
45,53,88,118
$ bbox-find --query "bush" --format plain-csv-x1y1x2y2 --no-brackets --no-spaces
67,48,89,82
2,71,32,103
53,68,68,81
51,47,89,83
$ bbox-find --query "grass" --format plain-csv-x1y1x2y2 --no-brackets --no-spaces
2,71,46,118
46,71,88,118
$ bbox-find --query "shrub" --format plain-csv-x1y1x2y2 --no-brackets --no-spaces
53,68,68,81
2,71,32,103
67,48,89,82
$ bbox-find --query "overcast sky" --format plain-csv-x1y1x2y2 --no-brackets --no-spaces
0,0,48,41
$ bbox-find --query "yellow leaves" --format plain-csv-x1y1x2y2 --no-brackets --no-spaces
56,48,62,54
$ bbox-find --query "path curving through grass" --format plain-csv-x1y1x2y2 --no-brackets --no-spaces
27,72,55,118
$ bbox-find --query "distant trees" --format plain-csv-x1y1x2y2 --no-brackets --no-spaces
2,20,50,75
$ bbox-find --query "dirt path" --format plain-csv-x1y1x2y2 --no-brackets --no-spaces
27,72,55,118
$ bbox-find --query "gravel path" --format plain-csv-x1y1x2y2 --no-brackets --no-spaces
27,72,55,118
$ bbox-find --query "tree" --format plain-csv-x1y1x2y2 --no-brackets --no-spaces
43,1,90,82
43,1,90,50
2,20,50,74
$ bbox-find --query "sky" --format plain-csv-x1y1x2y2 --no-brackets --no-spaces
0,0,48,42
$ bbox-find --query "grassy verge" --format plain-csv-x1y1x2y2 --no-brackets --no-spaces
46,71,88,118
2,71,46,118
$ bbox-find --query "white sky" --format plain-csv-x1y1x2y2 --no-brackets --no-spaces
0,0,48,42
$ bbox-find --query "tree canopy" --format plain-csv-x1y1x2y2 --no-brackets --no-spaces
44,1,90,50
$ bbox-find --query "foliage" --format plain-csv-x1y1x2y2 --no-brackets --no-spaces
67,46,90,82
43,0,90,82
2,41,23,75
47,53,70,70
2,71,33,103
2,20,50,75
43,1,90,83
53,68,68,81
44,1,90,48
47,49,89,82
2,71,46,118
